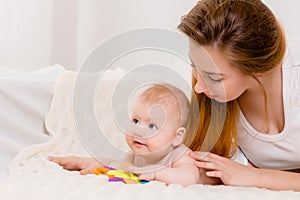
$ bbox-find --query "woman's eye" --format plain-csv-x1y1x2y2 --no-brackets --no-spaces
132,119,139,125
208,75,223,82
148,123,157,130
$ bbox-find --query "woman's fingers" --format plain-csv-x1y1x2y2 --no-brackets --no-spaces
206,171,224,178
189,151,208,160
195,161,219,171
205,152,227,162
190,151,227,177
191,151,256,185
189,151,222,162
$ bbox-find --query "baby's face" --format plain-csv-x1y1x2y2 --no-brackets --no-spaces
125,99,180,155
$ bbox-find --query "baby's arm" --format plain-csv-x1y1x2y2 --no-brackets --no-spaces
138,153,200,187
155,158,199,186
48,156,114,175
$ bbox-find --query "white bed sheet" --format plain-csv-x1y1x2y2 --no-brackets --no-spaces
0,65,65,180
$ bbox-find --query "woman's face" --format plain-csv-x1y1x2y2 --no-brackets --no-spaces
188,40,254,102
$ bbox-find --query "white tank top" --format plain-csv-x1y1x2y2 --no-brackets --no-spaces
237,58,300,170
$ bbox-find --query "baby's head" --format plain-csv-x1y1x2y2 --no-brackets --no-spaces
126,84,190,155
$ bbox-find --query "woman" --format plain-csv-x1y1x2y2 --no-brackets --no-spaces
178,0,300,191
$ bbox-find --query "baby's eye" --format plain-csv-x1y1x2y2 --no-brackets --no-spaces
132,118,140,125
148,123,157,130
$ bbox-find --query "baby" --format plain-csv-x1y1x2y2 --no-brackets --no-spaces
48,83,200,186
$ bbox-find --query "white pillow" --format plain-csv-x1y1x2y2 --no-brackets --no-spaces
0,65,65,180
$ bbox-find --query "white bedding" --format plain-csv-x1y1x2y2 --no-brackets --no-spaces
0,65,65,181
1,67,300,200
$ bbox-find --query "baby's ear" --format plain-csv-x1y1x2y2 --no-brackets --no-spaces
172,127,186,146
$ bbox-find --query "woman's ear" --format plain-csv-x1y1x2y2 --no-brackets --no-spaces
172,127,186,147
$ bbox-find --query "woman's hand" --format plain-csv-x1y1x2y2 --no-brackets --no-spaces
189,151,258,187
48,156,102,175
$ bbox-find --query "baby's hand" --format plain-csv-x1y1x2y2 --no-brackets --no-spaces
124,165,160,181
48,156,102,175
137,172,155,181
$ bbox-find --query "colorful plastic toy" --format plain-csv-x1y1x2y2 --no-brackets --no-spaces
93,166,148,184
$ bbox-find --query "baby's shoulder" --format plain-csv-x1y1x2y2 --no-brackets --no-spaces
171,148,194,167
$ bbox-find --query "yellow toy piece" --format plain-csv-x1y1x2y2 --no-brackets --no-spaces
93,167,148,184
107,170,139,181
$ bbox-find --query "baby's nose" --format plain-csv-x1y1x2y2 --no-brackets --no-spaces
133,126,156,138
132,131,143,138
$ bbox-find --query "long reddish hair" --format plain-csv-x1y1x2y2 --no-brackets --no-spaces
179,0,286,157
184,79,239,157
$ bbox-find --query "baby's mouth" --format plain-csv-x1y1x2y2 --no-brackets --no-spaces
133,140,147,147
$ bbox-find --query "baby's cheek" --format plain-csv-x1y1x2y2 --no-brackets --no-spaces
125,135,133,144
148,139,171,152
145,139,159,152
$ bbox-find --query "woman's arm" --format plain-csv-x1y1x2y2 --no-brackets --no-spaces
190,151,300,191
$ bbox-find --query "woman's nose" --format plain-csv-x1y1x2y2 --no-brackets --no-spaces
194,74,208,94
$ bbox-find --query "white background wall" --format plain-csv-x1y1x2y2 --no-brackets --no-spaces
0,0,299,71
